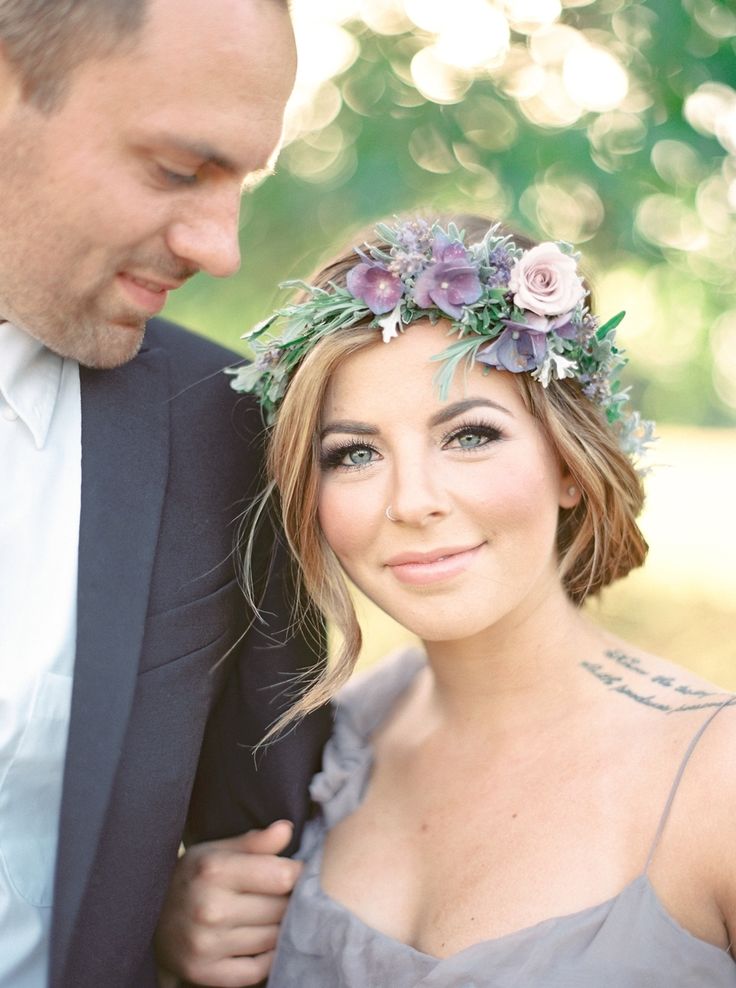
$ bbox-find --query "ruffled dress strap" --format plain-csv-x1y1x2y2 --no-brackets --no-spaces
308,646,427,831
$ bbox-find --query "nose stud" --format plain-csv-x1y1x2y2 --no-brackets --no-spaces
385,505,397,522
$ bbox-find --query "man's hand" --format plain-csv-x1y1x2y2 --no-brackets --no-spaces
155,820,300,987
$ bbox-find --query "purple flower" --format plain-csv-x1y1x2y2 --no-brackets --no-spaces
411,235,482,319
477,327,549,373
504,310,576,339
346,262,403,315
552,313,577,339
388,250,426,279
394,218,433,255
485,243,514,289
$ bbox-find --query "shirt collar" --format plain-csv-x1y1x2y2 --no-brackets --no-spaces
0,321,65,449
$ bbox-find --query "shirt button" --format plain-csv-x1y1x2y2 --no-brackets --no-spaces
2,405,18,421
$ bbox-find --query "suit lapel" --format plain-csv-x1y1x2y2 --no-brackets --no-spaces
50,346,170,984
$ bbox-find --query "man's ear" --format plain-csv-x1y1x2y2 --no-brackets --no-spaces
0,43,22,115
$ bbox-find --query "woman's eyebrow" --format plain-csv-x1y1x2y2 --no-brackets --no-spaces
429,397,513,427
320,399,512,439
320,421,379,440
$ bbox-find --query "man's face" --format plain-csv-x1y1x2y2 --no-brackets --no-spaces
0,0,296,368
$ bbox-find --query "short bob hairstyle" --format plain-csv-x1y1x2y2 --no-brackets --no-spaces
253,216,648,738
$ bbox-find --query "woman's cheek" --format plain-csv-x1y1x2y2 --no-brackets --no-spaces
318,484,375,561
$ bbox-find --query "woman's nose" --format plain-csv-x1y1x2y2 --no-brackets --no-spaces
387,458,452,526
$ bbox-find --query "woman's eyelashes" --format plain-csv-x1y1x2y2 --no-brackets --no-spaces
320,421,504,471
441,419,505,451
320,439,381,471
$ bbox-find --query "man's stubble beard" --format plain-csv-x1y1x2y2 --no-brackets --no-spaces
0,275,148,369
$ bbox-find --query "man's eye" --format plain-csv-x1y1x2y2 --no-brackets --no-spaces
158,166,198,186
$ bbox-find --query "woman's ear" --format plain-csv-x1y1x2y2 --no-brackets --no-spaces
559,472,582,509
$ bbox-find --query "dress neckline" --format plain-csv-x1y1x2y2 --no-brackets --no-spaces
309,650,735,967
312,825,731,966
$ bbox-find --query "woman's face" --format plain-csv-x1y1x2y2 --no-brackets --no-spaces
317,321,579,643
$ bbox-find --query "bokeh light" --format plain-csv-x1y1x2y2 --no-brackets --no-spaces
562,43,628,112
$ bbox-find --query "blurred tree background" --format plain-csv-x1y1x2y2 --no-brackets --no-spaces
165,0,736,684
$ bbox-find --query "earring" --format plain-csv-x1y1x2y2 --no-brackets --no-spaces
385,505,397,522
567,484,578,497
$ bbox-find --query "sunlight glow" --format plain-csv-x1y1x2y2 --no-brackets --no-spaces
290,19,360,91
519,176,604,241
636,195,709,252
411,46,472,103
562,43,628,111
435,2,510,70
530,24,583,64
403,0,452,32
358,0,413,34
519,71,582,127
505,0,563,33
684,82,736,151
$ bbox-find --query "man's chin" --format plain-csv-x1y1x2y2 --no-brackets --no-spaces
75,320,148,369
4,308,148,367
87,327,147,369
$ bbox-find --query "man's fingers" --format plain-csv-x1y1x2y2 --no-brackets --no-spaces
190,890,291,931
223,819,295,856
182,949,275,988
181,920,281,967
155,824,301,983
190,844,302,896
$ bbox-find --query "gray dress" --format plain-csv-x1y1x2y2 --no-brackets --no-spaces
269,648,736,987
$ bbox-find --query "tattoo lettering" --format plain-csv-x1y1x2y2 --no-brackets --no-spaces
612,683,671,712
604,649,649,676
581,661,622,688
581,651,734,715
674,684,719,698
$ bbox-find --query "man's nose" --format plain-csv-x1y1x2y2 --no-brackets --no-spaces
166,189,242,279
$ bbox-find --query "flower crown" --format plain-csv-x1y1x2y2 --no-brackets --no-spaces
228,218,654,463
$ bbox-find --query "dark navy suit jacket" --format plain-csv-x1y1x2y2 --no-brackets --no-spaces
48,319,331,988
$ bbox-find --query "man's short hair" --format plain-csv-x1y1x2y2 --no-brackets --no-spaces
0,0,147,111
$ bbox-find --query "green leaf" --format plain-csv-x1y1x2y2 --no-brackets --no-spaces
596,311,626,340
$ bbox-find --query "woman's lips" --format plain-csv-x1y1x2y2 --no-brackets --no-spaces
386,544,484,586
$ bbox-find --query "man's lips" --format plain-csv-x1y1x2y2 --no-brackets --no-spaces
385,543,484,586
116,272,186,315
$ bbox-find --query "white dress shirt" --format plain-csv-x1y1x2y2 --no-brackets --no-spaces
0,321,81,986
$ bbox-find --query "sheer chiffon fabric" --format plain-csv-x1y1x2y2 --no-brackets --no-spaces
269,649,736,987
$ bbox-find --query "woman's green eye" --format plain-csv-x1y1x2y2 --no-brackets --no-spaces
347,448,373,465
457,432,483,448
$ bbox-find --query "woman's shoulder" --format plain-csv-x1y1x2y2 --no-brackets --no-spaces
650,663,736,935
306,647,427,824
588,639,733,722
590,639,736,818
334,645,427,738
618,647,736,835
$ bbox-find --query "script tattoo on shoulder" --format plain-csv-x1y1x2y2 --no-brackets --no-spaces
581,650,734,714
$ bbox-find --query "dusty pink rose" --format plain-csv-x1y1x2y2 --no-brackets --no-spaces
508,243,585,317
